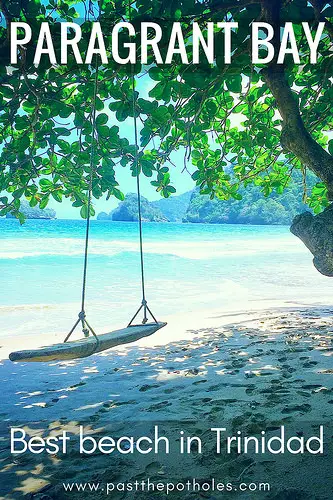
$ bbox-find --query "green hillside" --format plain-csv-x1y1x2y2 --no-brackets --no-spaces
183,183,309,225
97,173,316,226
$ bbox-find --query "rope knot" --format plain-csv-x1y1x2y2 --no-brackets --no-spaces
78,311,86,321
83,328,90,338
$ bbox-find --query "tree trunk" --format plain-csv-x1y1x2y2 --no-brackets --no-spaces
291,206,333,276
263,67,333,197
260,0,333,276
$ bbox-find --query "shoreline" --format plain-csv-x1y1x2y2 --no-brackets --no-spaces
1,298,333,360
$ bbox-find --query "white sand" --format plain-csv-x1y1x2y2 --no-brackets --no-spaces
0,304,332,499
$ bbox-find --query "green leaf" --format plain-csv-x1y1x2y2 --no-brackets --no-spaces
29,197,39,207
22,101,35,113
72,199,84,208
97,125,110,137
18,212,25,225
80,205,89,218
17,135,30,151
174,9,182,20
39,196,49,210
54,127,71,136
113,188,124,201
40,179,53,190
51,190,62,202
13,188,24,199
226,75,242,94
96,113,108,126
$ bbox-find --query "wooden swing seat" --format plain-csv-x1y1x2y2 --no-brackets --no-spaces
9,322,167,363
8,70,166,365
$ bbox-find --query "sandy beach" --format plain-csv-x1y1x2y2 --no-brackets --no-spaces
1,303,332,499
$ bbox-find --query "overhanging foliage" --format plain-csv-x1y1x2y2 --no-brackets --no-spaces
0,0,332,224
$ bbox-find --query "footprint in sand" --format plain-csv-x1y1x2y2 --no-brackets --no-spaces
69,381,86,389
265,393,288,404
225,359,247,369
208,405,224,416
139,384,160,392
116,400,137,406
192,379,207,386
296,391,312,398
302,384,323,390
89,414,100,422
164,385,186,394
302,361,318,368
207,384,221,392
145,461,165,475
97,401,115,413
282,404,311,414
185,368,200,376
148,401,172,411
281,372,293,379
280,364,297,373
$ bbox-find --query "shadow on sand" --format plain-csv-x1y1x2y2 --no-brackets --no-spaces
0,307,332,499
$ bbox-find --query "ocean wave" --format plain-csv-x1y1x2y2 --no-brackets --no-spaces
0,236,306,261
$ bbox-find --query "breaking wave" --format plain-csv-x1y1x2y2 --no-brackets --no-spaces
0,235,305,261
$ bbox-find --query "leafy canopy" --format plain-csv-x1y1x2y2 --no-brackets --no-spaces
0,0,332,222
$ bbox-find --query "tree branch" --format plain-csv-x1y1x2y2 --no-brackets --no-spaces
260,0,333,197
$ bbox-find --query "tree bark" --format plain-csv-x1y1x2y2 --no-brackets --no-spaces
263,67,333,196
260,0,333,194
291,206,333,276
260,0,333,276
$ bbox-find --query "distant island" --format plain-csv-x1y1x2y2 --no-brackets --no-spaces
6,200,56,220
151,191,193,222
97,181,311,225
97,193,168,222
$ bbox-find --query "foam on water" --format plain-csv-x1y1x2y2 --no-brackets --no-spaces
0,234,305,261
1,219,333,339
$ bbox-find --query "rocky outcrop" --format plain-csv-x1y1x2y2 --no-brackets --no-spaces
291,205,333,277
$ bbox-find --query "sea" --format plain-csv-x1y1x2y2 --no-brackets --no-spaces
1,219,333,339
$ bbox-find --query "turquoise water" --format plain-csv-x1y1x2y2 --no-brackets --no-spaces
1,219,332,338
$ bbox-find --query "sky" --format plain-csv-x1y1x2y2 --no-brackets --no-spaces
48,150,196,219
48,74,197,219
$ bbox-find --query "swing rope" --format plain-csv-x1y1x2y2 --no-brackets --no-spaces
128,68,158,327
64,55,100,344
65,3,158,341
127,0,157,326
80,62,99,326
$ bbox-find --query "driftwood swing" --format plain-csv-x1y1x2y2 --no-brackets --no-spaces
9,57,166,363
